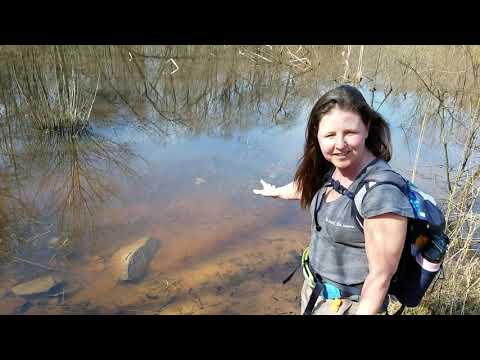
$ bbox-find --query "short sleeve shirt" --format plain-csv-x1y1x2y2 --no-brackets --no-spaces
308,159,414,286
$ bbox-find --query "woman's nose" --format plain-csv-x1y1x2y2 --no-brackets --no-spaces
335,136,346,149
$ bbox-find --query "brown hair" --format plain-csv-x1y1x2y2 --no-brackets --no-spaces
294,85,392,209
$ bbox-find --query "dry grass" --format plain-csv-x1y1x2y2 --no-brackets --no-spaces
374,45,480,315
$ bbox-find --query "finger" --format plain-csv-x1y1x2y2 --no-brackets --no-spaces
261,179,273,189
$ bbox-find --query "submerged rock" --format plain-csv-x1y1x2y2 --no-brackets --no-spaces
11,275,62,297
16,301,34,314
112,236,159,282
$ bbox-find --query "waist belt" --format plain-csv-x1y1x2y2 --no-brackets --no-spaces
304,269,362,315
308,263,362,299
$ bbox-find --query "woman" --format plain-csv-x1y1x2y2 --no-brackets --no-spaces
253,85,414,315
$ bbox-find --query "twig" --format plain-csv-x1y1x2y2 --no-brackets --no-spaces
12,256,63,272
376,86,393,112
169,58,179,74
411,113,428,182
252,52,273,63
397,59,457,121
26,225,54,245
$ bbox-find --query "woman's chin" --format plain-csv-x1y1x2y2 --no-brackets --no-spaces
330,157,352,169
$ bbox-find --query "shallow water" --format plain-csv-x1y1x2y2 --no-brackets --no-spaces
0,46,474,314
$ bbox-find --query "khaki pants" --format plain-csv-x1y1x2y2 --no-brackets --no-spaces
300,279,360,315
300,280,389,315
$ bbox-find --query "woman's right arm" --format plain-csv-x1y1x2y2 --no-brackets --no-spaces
252,179,301,200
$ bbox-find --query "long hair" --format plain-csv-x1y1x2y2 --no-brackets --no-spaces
294,85,392,209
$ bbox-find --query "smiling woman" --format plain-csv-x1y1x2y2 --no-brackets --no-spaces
317,107,374,186
253,85,412,315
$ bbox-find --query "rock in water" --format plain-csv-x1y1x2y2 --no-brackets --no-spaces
11,275,61,297
113,236,159,282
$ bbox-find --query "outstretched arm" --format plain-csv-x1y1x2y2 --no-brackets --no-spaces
252,179,301,200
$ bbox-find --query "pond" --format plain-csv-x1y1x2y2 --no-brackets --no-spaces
0,45,475,314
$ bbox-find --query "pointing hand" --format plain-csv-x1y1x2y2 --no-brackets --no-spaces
252,179,279,197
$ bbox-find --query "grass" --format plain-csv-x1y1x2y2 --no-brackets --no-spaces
373,45,480,314
423,165,480,314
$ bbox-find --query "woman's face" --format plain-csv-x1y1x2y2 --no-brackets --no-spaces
317,106,370,171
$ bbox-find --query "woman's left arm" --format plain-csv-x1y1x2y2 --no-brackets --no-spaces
355,213,408,315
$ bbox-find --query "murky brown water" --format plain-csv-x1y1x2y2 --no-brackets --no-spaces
0,46,473,314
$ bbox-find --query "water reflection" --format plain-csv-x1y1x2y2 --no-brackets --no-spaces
0,45,329,262
100,46,321,137
0,124,139,263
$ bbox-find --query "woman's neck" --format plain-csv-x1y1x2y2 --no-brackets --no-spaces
333,152,376,182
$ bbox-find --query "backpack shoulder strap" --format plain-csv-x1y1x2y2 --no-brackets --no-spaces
351,170,408,233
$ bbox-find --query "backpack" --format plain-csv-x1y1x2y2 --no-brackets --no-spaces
337,167,450,311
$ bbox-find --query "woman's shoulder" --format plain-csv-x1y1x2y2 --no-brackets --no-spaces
361,158,405,185
367,158,394,173
359,160,414,218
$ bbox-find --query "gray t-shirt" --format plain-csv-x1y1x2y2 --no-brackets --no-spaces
308,159,414,286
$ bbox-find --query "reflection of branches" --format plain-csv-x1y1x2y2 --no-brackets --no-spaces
0,171,17,258
125,49,187,127
109,46,314,136
6,130,142,254
395,47,480,228
397,59,457,122
92,47,152,124
92,47,187,138
274,71,292,121
0,162,45,260
376,86,392,112
82,46,332,137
